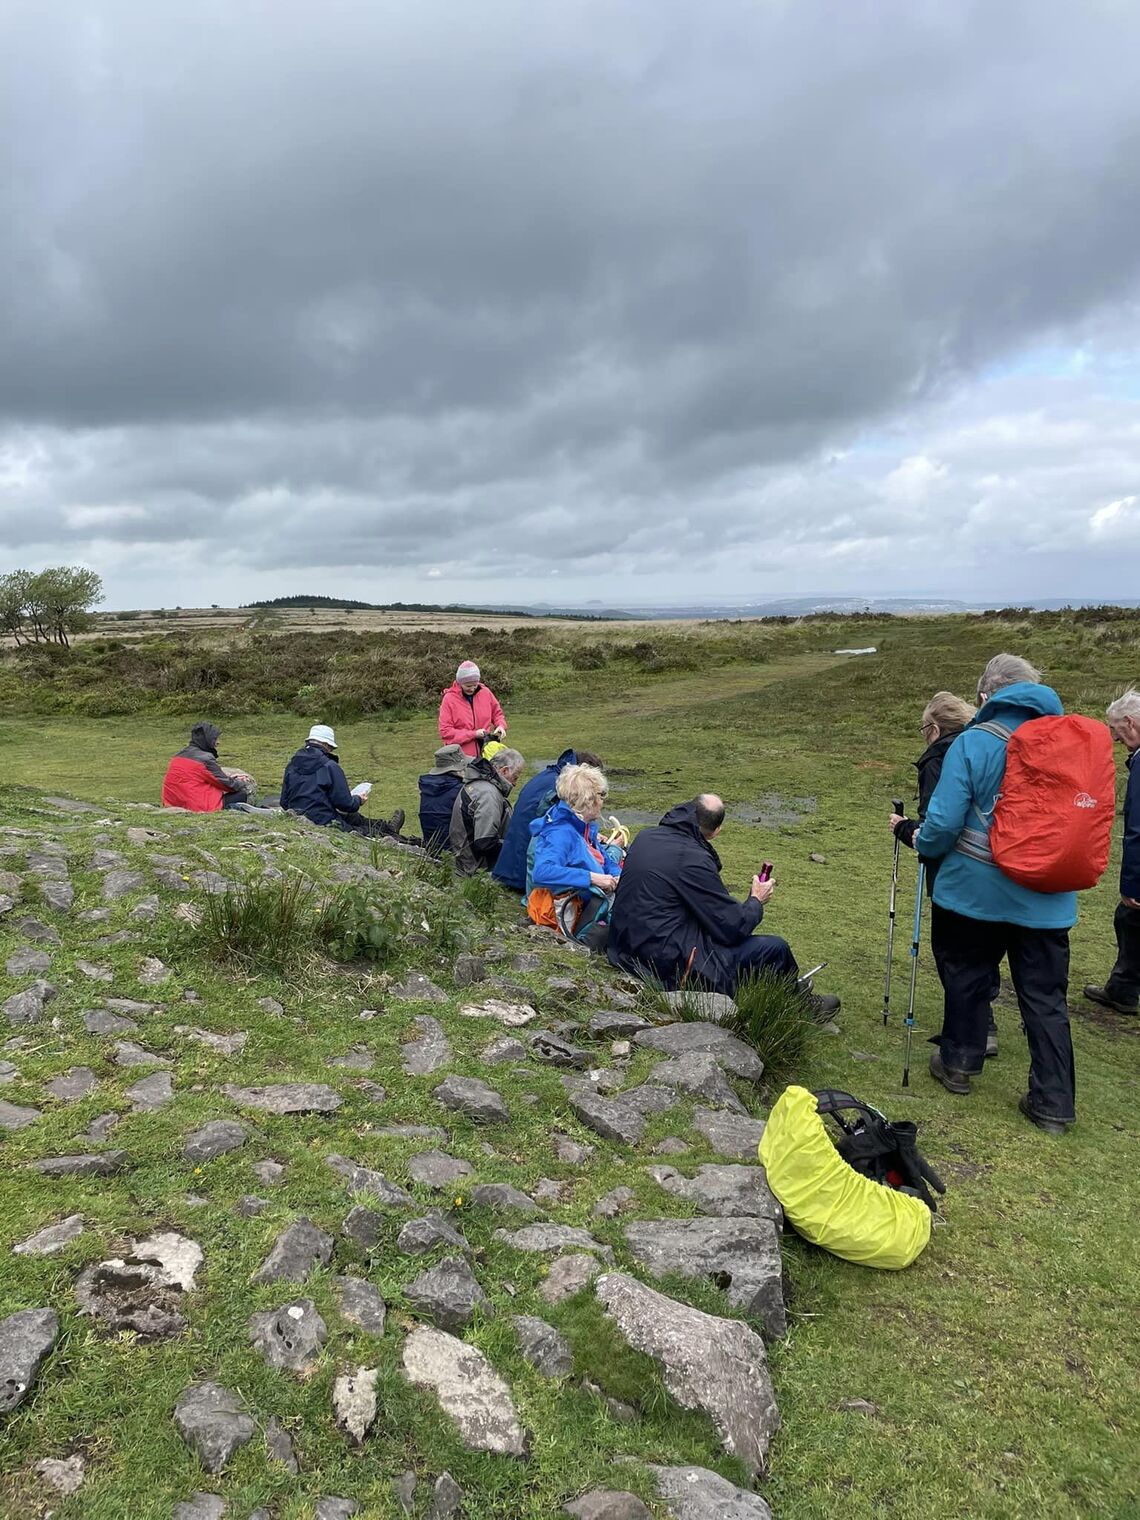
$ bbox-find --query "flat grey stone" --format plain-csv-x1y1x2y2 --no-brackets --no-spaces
222,1082,342,1114
7,946,51,976
397,1213,471,1256
173,1382,257,1473
653,1137,691,1156
343,1205,384,1247
663,990,738,1023
470,1183,541,1214
184,1121,247,1163
86,1112,120,1141
0,1059,16,1084
329,1045,374,1070
587,1010,651,1039
316,1502,359,1520
249,1297,327,1371
563,1493,651,1520
76,958,113,982
391,972,448,1003
623,1218,785,1339
14,917,59,944
494,1224,613,1262
85,1007,139,1035
34,1453,86,1496
553,1133,595,1166
567,1091,644,1146
649,1464,773,1519
453,953,486,986
635,1022,762,1082
0,1098,41,1130
392,1471,417,1513
692,1109,767,1161
407,1256,488,1331
13,1214,84,1256
4,980,58,1026
0,1308,59,1414
374,1124,448,1142
31,1150,127,1177
597,1273,778,1475
427,1472,464,1518
103,869,146,901
533,1177,570,1205
513,1314,573,1377
38,880,75,912
457,998,537,1027
128,1071,174,1111
43,795,100,813
356,1079,387,1103
646,1052,746,1113
172,1492,226,1520
530,1030,592,1069
131,1231,203,1291
408,1150,475,1189
176,1027,248,1057
251,1159,285,1186
114,1041,167,1067
106,997,156,1014
129,895,161,921
401,1015,452,1076
646,1163,782,1225
434,1074,508,1123
252,1218,334,1284
237,1195,269,1218
333,1365,378,1444
326,1154,416,1208
334,1275,387,1333
265,1415,298,1472
482,1035,527,1064
402,1326,527,1456
257,997,284,1015
592,1187,636,1219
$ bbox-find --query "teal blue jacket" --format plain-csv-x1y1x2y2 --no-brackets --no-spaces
914,682,1078,930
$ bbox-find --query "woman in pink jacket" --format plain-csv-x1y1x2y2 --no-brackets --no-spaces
438,660,507,758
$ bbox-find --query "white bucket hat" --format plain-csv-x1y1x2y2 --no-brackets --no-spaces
307,723,337,749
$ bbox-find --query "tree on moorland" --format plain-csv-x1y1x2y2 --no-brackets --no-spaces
0,565,105,648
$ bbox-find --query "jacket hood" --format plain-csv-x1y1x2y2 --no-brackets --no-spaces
463,757,510,794
659,800,722,864
529,799,586,839
445,680,483,697
555,748,577,768
974,681,1063,726
290,744,333,776
190,722,220,754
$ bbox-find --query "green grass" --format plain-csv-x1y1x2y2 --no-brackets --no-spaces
2,612,1139,1517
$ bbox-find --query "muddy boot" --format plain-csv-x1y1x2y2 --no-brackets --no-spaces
985,1015,999,1059
929,1046,972,1095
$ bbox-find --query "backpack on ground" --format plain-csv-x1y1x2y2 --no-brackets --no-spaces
959,715,1115,893
814,1089,945,1210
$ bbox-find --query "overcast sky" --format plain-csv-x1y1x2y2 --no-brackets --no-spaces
2,0,1139,609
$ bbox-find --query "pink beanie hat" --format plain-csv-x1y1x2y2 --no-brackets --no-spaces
456,661,481,682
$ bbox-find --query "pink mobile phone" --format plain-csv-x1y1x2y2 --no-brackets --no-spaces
759,862,773,882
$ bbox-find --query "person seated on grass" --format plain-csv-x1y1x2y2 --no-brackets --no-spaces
280,724,405,838
418,744,468,854
526,763,626,948
438,660,507,758
449,747,525,876
607,792,840,1015
492,745,605,891
162,723,269,813
1084,687,1140,1017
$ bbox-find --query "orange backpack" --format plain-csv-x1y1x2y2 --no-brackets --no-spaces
978,715,1115,892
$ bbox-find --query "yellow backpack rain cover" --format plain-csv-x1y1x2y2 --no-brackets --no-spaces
759,1084,932,1270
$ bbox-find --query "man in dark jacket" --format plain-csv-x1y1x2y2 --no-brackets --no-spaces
163,723,252,811
492,747,604,890
281,724,404,836
450,749,524,876
607,795,835,1004
1085,688,1140,1016
418,745,467,853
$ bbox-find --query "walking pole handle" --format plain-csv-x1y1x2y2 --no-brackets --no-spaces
892,797,905,816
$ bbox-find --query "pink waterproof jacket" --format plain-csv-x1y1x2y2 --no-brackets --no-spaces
438,682,507,757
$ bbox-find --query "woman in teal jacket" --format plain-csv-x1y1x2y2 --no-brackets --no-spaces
914,655,1077,1132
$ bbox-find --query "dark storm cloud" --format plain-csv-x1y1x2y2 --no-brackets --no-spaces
2,0,1140,597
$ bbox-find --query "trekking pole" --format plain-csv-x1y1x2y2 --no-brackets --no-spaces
902,861,926,1087
882,798,905,1025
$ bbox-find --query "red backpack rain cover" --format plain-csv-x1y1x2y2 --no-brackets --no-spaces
990,715,1115,892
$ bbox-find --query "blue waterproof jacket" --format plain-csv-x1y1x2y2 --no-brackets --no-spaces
419,772,463,853
1121,750,1140,901
493,749,578,890
280,743,362,829
529,801,623,905
914,682,1077,929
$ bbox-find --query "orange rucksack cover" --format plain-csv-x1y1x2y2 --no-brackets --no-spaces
989,715,1115,892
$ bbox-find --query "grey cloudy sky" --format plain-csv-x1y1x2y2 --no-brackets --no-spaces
2,0,1140,608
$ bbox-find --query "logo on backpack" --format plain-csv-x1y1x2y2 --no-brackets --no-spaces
1074,792,1097,809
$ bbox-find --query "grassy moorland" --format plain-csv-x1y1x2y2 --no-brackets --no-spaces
1,611,1139,1518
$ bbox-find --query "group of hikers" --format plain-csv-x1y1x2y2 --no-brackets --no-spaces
160,650,1140,1138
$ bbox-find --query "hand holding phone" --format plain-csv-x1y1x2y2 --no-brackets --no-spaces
758,861,773,883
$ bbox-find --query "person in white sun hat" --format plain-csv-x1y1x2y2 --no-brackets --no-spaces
280,723,405,837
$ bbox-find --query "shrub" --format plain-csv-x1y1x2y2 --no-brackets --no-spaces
317,884,407,963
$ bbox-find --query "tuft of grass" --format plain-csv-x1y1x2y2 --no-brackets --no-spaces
195,871,315,969
727,971,814,1084
459,870,505,919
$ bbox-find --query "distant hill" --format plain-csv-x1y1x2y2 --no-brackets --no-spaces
242,595,630,621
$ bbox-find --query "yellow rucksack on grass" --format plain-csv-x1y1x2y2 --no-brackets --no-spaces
759,1084,937,1270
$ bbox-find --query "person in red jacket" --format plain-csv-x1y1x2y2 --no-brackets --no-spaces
438,661,507,758
162,723,252,811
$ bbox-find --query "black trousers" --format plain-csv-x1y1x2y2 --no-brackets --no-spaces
1105,902,1140,1010
931,905,1076,1121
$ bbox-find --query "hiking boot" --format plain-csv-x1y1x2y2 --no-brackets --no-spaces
387,808,406,835
929,1047,971,1095
1083,984,1139,1016
1018,1093,1072,1136
985,1022,999,1059
805,991,841,1023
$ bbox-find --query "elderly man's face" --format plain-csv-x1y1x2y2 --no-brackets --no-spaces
502,765,523,789
1110,716,1140,751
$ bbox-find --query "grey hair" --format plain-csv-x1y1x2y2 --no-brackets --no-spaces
489,747,524,774
1106,687,1140,723
978,652,1042,700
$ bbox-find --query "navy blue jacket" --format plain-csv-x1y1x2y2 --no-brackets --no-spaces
280,743,362,828
1122,750,1140,901
493,748,578,890
607,801,764,989
419,772,464,853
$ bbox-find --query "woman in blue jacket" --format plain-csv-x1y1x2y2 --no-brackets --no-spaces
527,763,625,945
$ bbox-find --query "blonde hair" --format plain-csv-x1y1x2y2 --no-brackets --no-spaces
556,762,608,813
922,691,975,736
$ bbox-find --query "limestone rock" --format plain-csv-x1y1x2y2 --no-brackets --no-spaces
6,945,51,976
397,1213,471,1256
646,1053,746,1113
596,1274,778,1474
114,1040,168,1067
176,1027,249,1057
457,998,537,1027
392,1470,417,1513
14,916,59,943
132,1231,203,1290
127,1070,174,1111
482,1035,526,1063
0,1308,59,1415
0,1098,41,1131
375,1123,448,1142
635,1022,762,1081
334,1276,387,1334
567,1091,644,1146
4,979,58,1026
173,1382,257,1473
173,1493,226,1520
453,953,486,986
427,1472,464,1518
592,1187,636,1219
533,1177,570,1205
13,1215,84,1256
76,958,113,981
493,1224,613,1261
662,990,738,1024
513,1314,573,1377
402,1326,527,1456
39,879,75,912
86,1112,120,1142
530,1030,592,1069
343,1204,383,1247
408,1149,474,1189
316,1499,359,1519
83,1008,138,1035
692,1108,766,1160
35,1454,86,1496
265,1415,298,1472
646,1163,782,1225
401,1015,452,1076
407,1256,488,1331
326,1154,416,1208
329,1045,373,1070
252,1159,285,1186
184,1120,247,1163
563,1493,651,1520
624,1218,784,1337
31,1150,127,1177
469,1183,541,1214
540,1254,602,1304
553,1133,594,1166
222,1082,342,1113
252,1219,334,1285
391,972,448,1003
434,1074,509,1123
333,1365,378,1444
249,1298,327,1372
648,1464,773,1518
103,869,146,901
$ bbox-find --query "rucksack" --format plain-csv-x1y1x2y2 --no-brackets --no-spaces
960,715,1115,893
814,1089,945,1212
